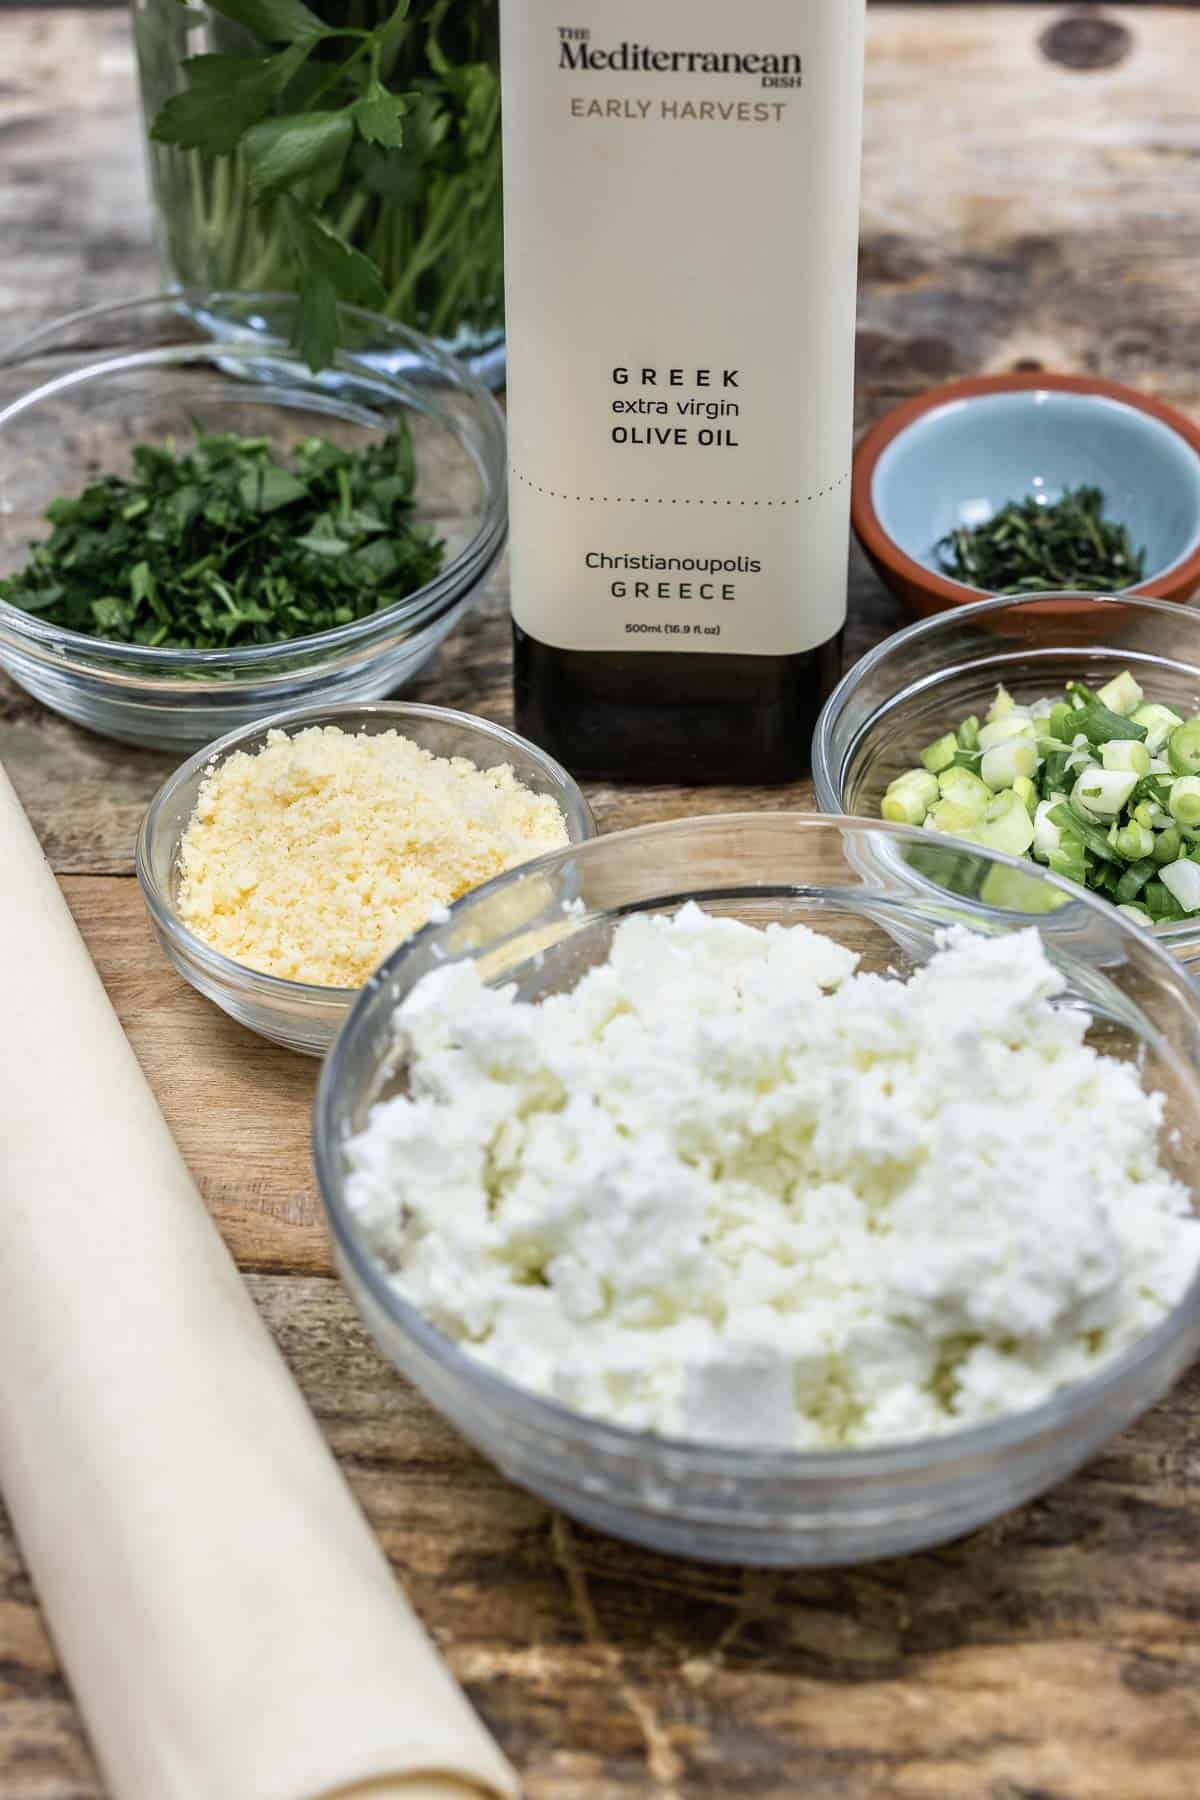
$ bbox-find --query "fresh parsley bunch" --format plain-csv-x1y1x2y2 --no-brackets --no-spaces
149,0,499,369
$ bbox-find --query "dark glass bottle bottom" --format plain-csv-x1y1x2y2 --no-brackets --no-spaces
513,626,844,785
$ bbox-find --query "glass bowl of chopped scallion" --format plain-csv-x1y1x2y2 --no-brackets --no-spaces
0,295,506,750
813,592,1200,966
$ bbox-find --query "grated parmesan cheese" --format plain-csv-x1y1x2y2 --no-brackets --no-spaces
177,725,569,988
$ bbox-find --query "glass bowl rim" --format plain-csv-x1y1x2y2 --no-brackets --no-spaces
313,809,1200,1479
0,291,507,671
812,590,1200,949
136,698,597,1006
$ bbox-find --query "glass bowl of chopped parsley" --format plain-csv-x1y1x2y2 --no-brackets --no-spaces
0,294,506,749
813,592,1200,965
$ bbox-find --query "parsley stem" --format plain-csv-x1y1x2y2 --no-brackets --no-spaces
332,190,370,245
383,177,465,313
305,36,374,111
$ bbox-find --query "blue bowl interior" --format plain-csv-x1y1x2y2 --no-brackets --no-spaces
872,390,1200,587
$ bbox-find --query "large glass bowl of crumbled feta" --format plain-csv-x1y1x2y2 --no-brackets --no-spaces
314,813,1200,1566
813,592,1200,969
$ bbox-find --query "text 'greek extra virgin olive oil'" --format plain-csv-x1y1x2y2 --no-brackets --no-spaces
500,0,866,783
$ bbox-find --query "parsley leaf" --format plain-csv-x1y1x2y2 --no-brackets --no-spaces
285,200,388,369
236,463,310,513
243,108,355,197
203,0,327,47
150,44,314,156
353,81,408,148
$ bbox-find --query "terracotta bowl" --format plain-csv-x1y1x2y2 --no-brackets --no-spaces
851,373,1200,618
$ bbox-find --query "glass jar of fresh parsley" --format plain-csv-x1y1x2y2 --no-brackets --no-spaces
131,0,504,384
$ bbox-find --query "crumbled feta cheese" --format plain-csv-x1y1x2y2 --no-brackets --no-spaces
346,907,1200,1448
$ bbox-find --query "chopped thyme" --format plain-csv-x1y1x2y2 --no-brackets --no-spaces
936,485,1145,595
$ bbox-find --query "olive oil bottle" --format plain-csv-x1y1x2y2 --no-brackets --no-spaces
500,0,866,782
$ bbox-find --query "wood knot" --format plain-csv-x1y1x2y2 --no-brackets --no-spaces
1039,6,1132,71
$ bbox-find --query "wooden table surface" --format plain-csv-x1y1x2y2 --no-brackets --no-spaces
5,6,1200,1796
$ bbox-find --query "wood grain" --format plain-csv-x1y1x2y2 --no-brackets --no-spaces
6,1275,1200,1799
5,5,1200,1797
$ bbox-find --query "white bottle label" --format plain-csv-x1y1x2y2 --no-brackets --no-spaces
501,0,865,657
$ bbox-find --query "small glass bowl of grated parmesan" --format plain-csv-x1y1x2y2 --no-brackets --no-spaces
315,813,1200,1567
137,701,594,1055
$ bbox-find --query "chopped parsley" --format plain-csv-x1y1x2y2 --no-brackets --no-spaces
0,425,445,649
